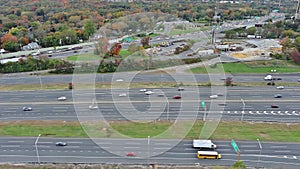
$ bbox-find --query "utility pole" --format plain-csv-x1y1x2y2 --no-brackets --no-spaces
257,138,262,168
296,0,300,19
241,98,245,121
35,134,41,163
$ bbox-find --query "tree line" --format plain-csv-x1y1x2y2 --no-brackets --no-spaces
1,0,294,52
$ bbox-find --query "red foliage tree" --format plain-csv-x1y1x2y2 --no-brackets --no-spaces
289,50,300,64
141,36,150,48
1,33,18,48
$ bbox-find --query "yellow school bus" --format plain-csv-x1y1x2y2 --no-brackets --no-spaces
197,151,222,159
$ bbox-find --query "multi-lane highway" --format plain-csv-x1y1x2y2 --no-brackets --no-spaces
1,72,300,85
0,86,299,122
0,137,299,169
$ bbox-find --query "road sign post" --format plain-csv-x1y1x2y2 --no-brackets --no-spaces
231,139,240,160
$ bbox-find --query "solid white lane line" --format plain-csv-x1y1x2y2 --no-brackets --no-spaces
124,147,140,149
1,145,20,148
7,141,24,143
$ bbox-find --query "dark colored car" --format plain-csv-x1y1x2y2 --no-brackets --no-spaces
274,94,282,98
173,95,181,99
271,104,279,108
56,142,67,146
22,107,32,111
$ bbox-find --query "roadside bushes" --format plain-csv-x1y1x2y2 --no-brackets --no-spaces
0,57,74,73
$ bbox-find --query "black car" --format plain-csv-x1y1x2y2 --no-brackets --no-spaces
271,104,279,108
56,142,67,146
274,94,282,98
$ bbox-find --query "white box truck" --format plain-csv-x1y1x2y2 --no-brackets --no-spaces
192,139,217,149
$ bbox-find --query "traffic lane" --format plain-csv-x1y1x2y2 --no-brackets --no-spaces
0,137,300,168
2,86,300,103
1,101,299,122
2,73,300,85
0,90,73,103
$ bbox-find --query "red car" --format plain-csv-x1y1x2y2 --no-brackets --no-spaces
173,95,181,99
126,152,135,157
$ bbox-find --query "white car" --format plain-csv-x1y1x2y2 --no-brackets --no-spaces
139,89,147,92
178,87,184,91
116,79,124,82
58,96,67,101
89,105,98,110
145,91,154,95
276,86,284,89
22,106,32,111
209,95,218,99
264,75,273,81
119,93,127,97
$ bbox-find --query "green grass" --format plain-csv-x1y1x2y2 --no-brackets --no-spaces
1,121,300,142
191,61,300,74
66,49,132,61
66,53,100,61
0,121,87,137
168,27,211,36
119,49,131,58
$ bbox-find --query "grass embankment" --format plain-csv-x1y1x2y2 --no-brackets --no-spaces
1,121,300,142
191,60,300,74
66,49,131,61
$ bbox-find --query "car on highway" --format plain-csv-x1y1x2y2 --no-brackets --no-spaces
274,94,282,98
271,104,279,108
22,106,32,111
55,142,67,146
209,95,218,99
89,104,98,110
58,96,67,101
264,75,273,81
139,89,147,92
116,79,124,82
276,86,284,89
298,79,300,82
178,87,184,91
157,93,165,97
173,95,181,99
119,93,127,97
126,152,135,157
145,91,154,95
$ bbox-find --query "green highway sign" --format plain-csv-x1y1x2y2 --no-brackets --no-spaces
201,101,205,108
231,139,239,152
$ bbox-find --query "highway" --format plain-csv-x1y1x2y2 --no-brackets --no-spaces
1,72,300,85
0,86,299,122
0,137,299,169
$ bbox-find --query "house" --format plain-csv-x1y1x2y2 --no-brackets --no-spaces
22,42,40,51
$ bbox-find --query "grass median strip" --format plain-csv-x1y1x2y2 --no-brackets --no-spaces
0,120,300,142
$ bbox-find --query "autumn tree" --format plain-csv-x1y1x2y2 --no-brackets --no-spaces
289,50,300,64
108,43,122,57
141,36,151,49
1,33,19,52
280,37,293,55
294,37,300,52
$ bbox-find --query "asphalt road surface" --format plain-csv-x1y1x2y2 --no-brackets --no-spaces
0,137,299,169
1,72,300,85
0,86,299,122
